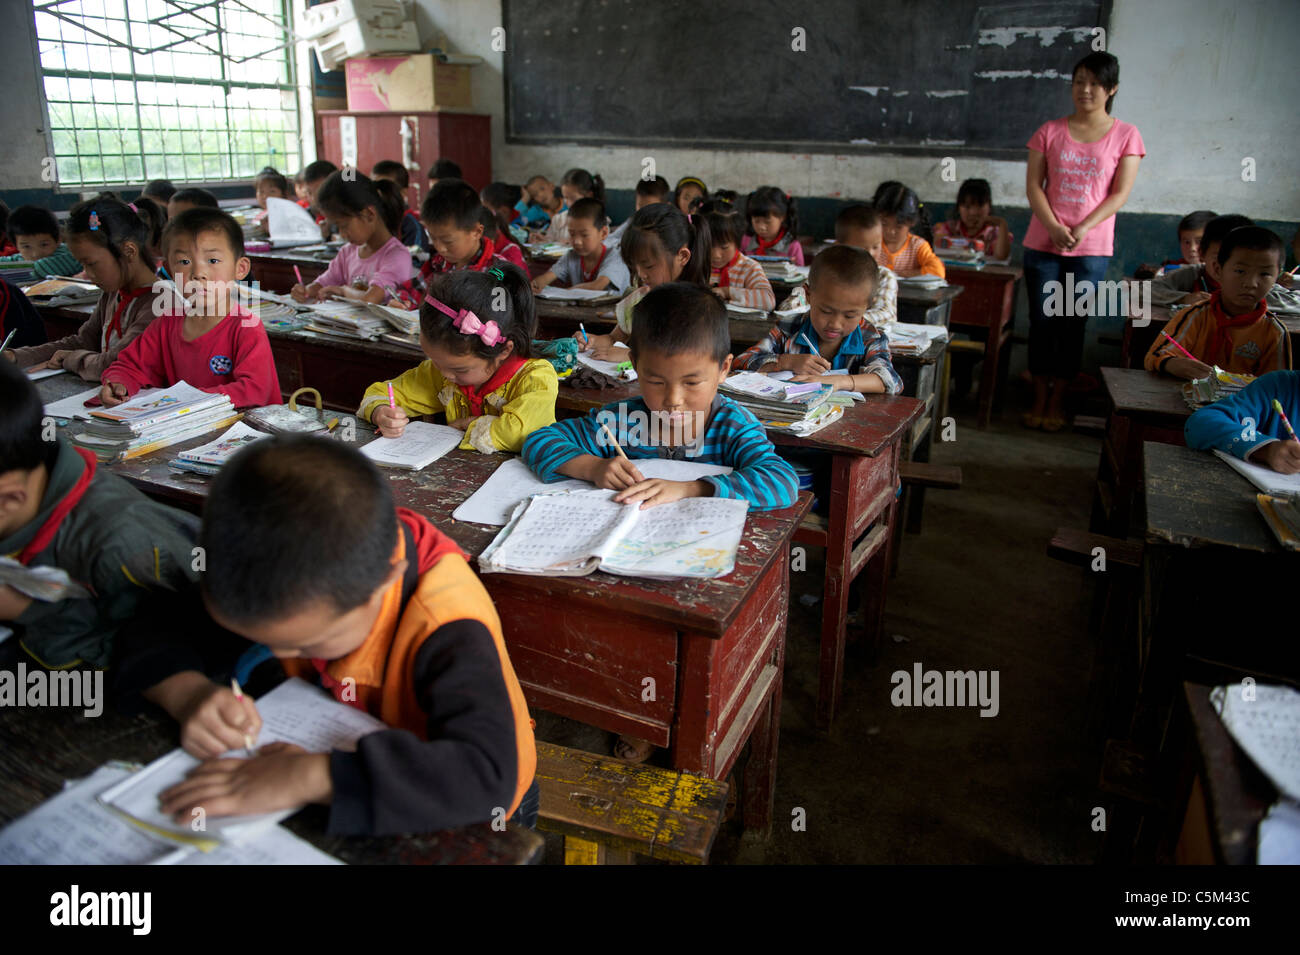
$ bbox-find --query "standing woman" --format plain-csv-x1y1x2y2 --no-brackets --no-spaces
1023,51,1144,431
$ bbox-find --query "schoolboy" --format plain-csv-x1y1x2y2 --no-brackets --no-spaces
1160,209,1217,273
419,179,517,278
778,204,899,329
1150,214,1300,312
736,244,902,395
523,282,800,510
372,159,428,249
100,207,280,407
1144,226,1292,379
167,187,219,218
530,198,630,293
606,175,670,248
0,359,199,670
1185,370,1300,474
0,205,80,278
115,436,538,834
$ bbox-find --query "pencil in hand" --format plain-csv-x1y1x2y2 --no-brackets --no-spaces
600,422,629,459
230,678,256,756
1272,399,1300,444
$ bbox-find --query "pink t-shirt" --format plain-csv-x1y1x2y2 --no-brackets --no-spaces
316,236,414,292
1024,117,1145,258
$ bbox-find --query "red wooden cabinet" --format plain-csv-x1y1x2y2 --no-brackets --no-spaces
316,110,493,210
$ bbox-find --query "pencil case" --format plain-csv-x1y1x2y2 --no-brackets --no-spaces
532,337,578,373
243,387,340,436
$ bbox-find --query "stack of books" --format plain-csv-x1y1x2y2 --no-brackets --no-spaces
751,256,809,283
720,371,840,435
365,302,423,350
22,278,102,306
167,421,270,476
72,382,240,462
303,301,389,341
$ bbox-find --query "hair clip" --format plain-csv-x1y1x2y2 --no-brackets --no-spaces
426,295,504,346
127,202,138,213
487,267,505,281
88,211,100,231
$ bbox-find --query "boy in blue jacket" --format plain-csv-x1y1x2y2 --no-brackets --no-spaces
1185,370,1300,473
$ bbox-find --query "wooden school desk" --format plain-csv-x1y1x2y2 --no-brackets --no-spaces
33,375,811,834
247,250,331,293
943,264,1021,429
1093,367,1190,537
897,283,963,327
534,299,775,355
1134,442,1300,751
1176,681,1275,866
550,381,924,727
0,694,544,865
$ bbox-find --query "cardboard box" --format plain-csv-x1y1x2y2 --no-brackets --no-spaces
345,55,473,112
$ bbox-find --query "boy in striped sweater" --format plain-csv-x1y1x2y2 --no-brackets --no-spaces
523,282,799,511
0,205,80,279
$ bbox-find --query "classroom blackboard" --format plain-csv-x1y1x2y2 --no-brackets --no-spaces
503,0,1111,158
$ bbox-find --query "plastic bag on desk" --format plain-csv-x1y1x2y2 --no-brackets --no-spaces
532,337,578,374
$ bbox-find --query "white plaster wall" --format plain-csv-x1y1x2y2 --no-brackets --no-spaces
413,0,1300,219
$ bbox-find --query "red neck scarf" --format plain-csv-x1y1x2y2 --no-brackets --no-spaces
458,354,527,416
580,244,608,283
103,286,153,350
752,227,787,256
430,237,497,274
18,448,97,564
713,249,741,288
1209,291,1267,365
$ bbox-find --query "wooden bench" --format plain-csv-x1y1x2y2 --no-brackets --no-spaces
898,461,962,490
1047,526,1143,571
535,741,729,865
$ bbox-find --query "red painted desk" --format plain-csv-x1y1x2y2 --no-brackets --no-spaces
555,382,924,727
944,265,1021,428
35,374,810,835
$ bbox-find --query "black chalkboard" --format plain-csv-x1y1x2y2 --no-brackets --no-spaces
503,0,1111,158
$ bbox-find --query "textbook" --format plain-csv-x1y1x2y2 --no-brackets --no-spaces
305,300,389,340
535,286,619,304
87,381,229,431
72,382,239,462
1213,449,1300,498
479,488,749,579
720,371,834,423
97,678,385,848
365,300,421,337
358,420,463,470
453,456,733,526
885,322,949,355
168,420,270,473
0,763,341,865
22,277,101,304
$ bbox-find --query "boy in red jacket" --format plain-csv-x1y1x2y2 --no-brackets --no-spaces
99,208,281,408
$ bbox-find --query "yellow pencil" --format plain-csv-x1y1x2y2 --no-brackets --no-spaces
230,678,256,755
600,422,629,459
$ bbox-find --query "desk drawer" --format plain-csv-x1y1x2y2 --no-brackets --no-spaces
846,448,897,538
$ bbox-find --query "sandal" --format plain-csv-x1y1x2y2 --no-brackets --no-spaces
1040,416,1067,433
613,735,655,764
1020,413,1042,429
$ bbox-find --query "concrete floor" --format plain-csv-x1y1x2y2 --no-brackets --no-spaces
535,380,1113,864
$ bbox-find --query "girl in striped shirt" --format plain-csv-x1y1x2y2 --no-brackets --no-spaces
703,202,776,311
874,183,946,279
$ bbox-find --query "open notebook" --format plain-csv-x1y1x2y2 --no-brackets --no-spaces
479,488,749,579
97,678,385,848
0,763,340,865
359,421,464,470
1214,449,1300,497
452,456,733,526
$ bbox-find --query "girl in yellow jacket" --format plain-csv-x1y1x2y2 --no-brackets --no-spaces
359,265,558,453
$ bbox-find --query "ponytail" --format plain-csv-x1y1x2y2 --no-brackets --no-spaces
620,202,712,290
561,168,605,205
66,193,157,274
317,169,403,238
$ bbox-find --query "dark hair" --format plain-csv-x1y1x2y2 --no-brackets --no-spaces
561,168,605,205
420,264,535,360
163,207,246,259
628,282,730,365
673,176,708,213
700,200,745,247
428,158,462,181
711,189,740,206
371,160,410,190
0,199,9,244
1217,226,1285,268
872,181,903,206
1199,214,1255,255
0,358,45,474
133,197,167,252
809,244,879,292
745,186,799,239
635,175,670,200
255,167,289,198
421,178,483,231
317,169,405,237
874,182,932,242
477,205,502,242
955,178,993,209
567,197,608,229
143,179,177,202
170,188,219,209
835,203,881,237
1073,52,1120,113
201,436,398,625
620,202,712,288
6,205,61,240
480,181,523,210
1178,210,1217,235
66,194,157,271
302,160,339,185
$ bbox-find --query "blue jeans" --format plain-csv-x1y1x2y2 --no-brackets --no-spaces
1022,247,1111,379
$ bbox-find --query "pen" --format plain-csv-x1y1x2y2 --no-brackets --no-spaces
1272,399,1300,445
579,322,589,346
798,332,821,356
0,328,16,353
387,381,396,410
294,265,305,286
600,422,629,459
229,678,256,756
1159,330,1200,363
